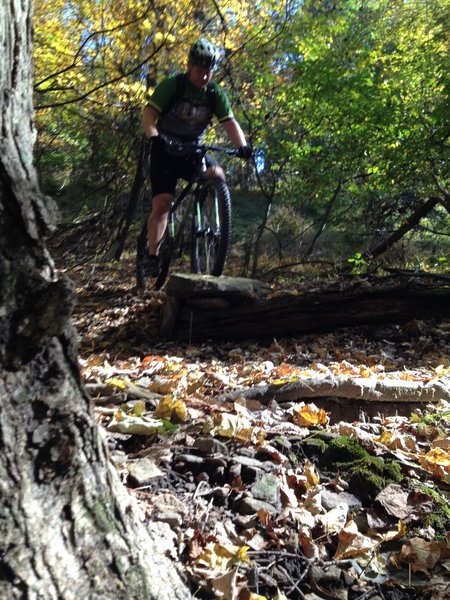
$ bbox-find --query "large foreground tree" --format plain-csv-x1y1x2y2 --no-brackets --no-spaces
0,3,191,598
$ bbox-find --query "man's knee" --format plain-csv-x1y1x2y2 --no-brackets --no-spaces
151,193,173,217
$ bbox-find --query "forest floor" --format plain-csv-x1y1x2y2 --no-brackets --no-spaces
55,245,450,600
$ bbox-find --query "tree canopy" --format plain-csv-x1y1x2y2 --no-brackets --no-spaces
33,0,449,274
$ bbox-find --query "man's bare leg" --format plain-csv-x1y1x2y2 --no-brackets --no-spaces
147,193,174,255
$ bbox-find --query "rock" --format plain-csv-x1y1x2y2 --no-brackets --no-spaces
212,487,229,504
153,511,183,529
321,489,362,511
151,492,187,529
175,453,204,465
186,298,231,310
310,565,342,584
251,474,280,507
126,458,164,487
231,455,273,472
204,456,228,471
193,437,229,456
236,497,278,516
241,465,264,484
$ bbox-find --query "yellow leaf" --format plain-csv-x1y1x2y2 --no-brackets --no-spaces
419,447,450,481
106,377,128,390
304,460,320,487
292,402,328,427
197,542,250,571
210,412,266,444
154,394,187,422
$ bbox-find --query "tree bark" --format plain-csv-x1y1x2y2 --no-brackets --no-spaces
0,2,191,598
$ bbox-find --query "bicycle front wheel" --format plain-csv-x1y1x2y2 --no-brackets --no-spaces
191,177,232,276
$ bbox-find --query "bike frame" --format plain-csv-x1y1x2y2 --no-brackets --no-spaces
136,135,239,290
160,138,237,259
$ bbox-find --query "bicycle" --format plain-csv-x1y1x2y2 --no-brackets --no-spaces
136,136,240,290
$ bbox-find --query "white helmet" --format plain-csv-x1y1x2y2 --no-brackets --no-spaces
189,38,220,70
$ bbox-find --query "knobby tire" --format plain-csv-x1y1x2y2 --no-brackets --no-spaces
191,177,232,276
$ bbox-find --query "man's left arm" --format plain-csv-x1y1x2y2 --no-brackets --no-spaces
221,118,247,147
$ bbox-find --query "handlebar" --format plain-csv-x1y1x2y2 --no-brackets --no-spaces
155,133,241,157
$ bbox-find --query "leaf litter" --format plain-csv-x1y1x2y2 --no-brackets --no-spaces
69,260,450,599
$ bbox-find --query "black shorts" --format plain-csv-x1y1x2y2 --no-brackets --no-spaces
150,138,218,196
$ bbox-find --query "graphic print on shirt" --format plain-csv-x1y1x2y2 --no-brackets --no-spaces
159,97,213,143
174,100,212,127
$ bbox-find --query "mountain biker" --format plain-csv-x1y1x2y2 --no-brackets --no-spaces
142,38,252,276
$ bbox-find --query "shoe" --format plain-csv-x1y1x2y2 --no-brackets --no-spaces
144,253,159,277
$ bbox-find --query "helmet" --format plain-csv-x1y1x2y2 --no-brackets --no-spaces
189,38,220,70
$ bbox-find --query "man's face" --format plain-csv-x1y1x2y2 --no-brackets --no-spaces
188,64,214,89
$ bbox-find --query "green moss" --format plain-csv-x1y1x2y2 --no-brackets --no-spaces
421,411,450,428
415,485,450,537
322,436,369,463
320,436,404,502
382,459,403,482
304,437,329,454
351,468,385,499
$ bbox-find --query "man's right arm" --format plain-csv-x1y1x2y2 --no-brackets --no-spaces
142,106,160,139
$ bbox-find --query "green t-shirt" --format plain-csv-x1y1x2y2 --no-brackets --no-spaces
147,73,234,142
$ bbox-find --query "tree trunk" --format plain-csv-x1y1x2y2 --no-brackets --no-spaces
301,178,342,259
0,3,191,599
363,196,440,261
109,136,150,260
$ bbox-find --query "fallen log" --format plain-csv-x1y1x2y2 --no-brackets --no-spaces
218,376,450,405
161,273,450,341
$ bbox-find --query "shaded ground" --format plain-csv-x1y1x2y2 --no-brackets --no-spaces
56,249,450,600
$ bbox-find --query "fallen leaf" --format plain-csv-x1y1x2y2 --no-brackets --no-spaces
420,447,450,482
390,538,448,575
320,503,349,534
375,484,411,520
154,394,187,422
196,542,251,572
334,519,379,561
291,402,329,427
208,412,266,444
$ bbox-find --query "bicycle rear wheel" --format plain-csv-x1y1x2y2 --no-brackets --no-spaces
191,177,232,276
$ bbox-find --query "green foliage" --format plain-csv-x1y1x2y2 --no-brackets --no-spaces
347,252,367,275
33,0,450,270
